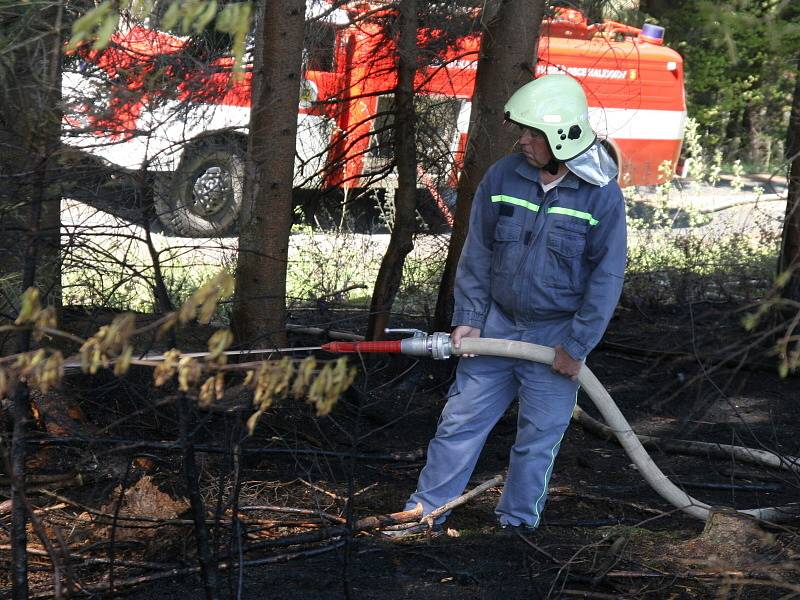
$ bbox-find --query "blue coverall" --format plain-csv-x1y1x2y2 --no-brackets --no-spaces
406,151,627,527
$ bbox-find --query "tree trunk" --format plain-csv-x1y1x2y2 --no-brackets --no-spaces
719,106,743,160
778,56,800,301
0,3,65,597
743,105,771,168
366,0,418,340
0,1,64,352
433,0,545,331
232,0,307,348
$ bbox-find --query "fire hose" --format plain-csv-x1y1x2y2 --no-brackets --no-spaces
322,331,800,523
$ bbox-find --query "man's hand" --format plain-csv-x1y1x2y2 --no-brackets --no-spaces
552,344,582,380
452,325,481,357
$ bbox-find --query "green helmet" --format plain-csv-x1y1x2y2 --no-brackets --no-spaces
504,74,596,162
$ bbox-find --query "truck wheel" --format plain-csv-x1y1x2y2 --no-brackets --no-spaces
154,140,245,237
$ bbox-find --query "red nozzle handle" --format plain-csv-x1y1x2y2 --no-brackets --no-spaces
322,341,403,354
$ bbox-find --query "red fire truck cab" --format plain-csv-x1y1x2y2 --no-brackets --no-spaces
61,3,686,237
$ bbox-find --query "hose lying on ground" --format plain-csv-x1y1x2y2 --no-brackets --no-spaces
454,337,800,523
572,405,800,474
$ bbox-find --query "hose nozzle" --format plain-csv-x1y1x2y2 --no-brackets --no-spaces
399,331,451,360
321,331,451,360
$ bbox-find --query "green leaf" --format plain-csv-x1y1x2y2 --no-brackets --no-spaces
195,0,218,33
157,0,222,35
181,1,206,34
775,268,793,289
129,0,155,21
93,13,120,50
67,1,114,50
778,360,788,378
216,2,252,71
741,312,758,331
161,1,182,32
215,2,249,34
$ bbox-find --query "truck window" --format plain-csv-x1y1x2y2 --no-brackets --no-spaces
370,95,396,159
304,21,338,72
416,96,461,173
369,95,461,170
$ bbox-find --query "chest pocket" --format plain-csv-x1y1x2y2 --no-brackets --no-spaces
543,219,588,291
491,221,522,276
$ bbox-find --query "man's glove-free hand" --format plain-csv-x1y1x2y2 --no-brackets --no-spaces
552,344,582,380
452,326,481,357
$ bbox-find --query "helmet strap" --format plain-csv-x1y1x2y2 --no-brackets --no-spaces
544,158,560,175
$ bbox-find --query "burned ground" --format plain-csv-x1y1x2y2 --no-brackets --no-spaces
1,301,799,599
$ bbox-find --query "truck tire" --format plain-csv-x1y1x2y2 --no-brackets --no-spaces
154,139,245,237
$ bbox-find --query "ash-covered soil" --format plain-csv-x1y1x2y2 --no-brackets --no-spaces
3,302,799,599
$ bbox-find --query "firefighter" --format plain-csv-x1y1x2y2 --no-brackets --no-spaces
391,74,627,536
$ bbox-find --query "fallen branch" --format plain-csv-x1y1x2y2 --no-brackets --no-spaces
244,505,424,552
285,323,364,341
0,502,68,517
596,341,775,373
238,505,346,524
0,545,181,571
0,472,84,486
679,480,782,492
573,405,800,473
549,485,667,517
22,435,424,462
298,478,342,501
718,466,788,483
422,474,504,526
604,570,800,588
718,577,800,595
513,529,560,563
23,492,348,531
561,589,621,599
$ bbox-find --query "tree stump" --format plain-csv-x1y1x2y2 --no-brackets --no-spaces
700,507,767,547
674,506,777,569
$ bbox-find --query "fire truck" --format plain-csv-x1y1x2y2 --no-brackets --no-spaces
61,3,686,237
